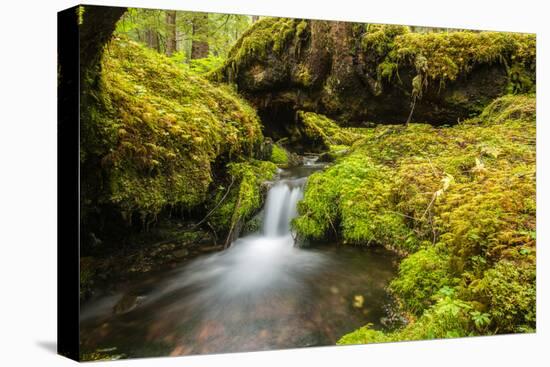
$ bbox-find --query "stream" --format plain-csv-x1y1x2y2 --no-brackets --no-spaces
80,157,399,358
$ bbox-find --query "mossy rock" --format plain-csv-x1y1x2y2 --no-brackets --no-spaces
80,37,266,237
270,144,290,166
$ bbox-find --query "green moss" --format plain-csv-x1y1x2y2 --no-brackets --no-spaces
81,37,265,223
362,24,410,56
476,93,536,124
293,151,411,248
471,260,536,333
210,160,277,233
389,246,455,315
295,64,313,87
270,144,289,166
213,17,301,81
363,28,536,92
297,111,363,148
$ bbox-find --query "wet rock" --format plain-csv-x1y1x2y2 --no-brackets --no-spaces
173,249,189,258
113,294,145,314
242,214,263,235
317,152,335,163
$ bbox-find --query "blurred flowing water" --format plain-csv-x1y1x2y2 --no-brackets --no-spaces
80,157,398,358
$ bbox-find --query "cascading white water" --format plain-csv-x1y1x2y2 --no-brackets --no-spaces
262,179,305,237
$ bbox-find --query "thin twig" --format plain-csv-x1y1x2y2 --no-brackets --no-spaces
405,96,417,125
420,193,437,222
224,195,242,248
194,176,235,228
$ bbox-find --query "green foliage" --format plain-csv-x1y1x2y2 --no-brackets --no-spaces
171,52,225,74
270,144,289,166
471,260,536,333
293,149,411,247
214,17,304,80
210,160,277,233
389,246,455,315
470,311,491,332
116,8,252,60
297,111,363,148
188,55,225,74
362,27,535,93
81,37,265,223
339,290,474,344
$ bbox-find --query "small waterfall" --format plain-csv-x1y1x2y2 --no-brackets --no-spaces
262,179,304,237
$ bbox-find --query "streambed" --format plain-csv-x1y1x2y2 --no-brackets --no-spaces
80,157,399,359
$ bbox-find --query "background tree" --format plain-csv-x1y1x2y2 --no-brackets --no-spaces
165,10,177,56
116,8,252,63
190,13,209,59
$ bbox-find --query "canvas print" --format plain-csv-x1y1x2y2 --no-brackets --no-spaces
59,4,536,361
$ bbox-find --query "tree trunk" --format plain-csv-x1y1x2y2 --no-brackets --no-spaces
78,5,126,76
191,13,209,59
145,28,160,52
165,10,177,56
252,15,259,23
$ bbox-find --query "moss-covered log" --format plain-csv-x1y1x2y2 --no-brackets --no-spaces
78,5,127,76
215,20,535,130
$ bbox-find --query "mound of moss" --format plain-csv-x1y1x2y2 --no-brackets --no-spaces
81,37,265,232
270,144,290,166
214,17,307,81
294,95,535,338
218,20,535,126
297,111,363,149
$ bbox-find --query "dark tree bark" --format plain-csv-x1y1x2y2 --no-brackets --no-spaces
78,5,126,77
191,13,209,59
165,10,177,56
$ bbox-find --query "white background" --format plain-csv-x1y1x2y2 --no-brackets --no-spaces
0,0,547,365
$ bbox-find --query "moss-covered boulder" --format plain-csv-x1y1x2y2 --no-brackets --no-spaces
80,37,267,245
215,20,535,131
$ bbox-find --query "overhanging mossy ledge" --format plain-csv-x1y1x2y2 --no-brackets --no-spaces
80,37,275,251
215,20,535,127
